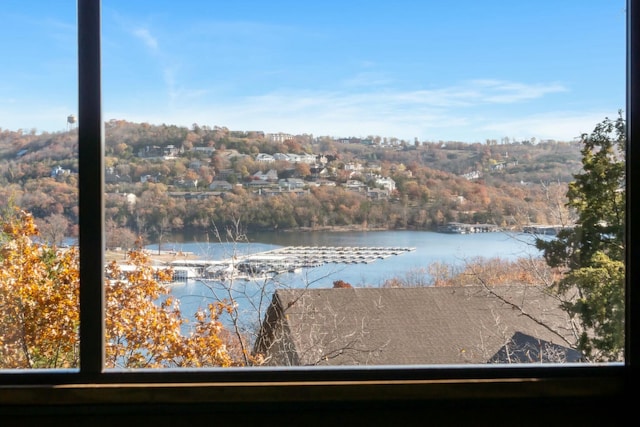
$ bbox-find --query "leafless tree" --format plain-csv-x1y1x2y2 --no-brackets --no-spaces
461,308,581,364
36,213,69,246
460,259,581,351
191,218,385,366
254,290,390,366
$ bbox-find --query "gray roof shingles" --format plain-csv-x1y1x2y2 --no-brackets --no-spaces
254,286,578,366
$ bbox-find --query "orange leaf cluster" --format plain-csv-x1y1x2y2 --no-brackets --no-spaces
1,209,237,369
0,209,79,368
431,256,561,288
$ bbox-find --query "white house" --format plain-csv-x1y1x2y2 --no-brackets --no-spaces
375,176,396,192
255,153,275,163
51,165,71,177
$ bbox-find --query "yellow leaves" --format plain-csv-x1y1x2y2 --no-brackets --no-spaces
0,209,79,368
1,209,239,369
430,256,556,287
1,209,39,238
103,241,238,368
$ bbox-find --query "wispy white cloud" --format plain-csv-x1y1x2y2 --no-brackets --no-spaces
127,25,198,108
342,71,394,88
469,79,568,103
389,80,567,107
477,111,614,141
105,78,595,142
132,27,158,51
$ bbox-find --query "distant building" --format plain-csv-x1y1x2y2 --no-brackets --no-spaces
209,181,233,191
375,176,396,192
105,167,131,183
345,179,367,192
296,153,317,164
462,170,482,180
273,153,291,161
253,169,279,182
138,144,182,159
278,178,306,189
366,187,389,200
311,178,336,187
344,162,363,172
255,153,275,163
191,146,216,154
140,174,162,184
173,177,198,189
268,133,294,143
51,165,71,177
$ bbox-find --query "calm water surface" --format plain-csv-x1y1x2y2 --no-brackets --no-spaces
157,230,542,287
151,231,545,326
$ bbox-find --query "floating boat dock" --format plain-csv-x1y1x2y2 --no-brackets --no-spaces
162,245,415,282
436,222,500,234
262,246,415,266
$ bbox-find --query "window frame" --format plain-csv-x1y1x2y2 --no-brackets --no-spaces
0,0,633,406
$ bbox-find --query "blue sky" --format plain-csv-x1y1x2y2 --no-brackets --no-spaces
0,1,627,143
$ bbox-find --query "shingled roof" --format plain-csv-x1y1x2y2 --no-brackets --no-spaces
253,285,580,366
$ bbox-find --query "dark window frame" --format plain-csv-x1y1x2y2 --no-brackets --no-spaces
0,0,633,406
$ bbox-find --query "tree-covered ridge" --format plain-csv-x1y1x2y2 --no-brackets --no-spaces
0,121,582,246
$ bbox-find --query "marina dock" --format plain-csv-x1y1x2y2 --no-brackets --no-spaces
437,222,500,234
163,245,415,282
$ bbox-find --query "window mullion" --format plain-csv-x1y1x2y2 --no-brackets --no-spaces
626,0,638,368
78,0,105,376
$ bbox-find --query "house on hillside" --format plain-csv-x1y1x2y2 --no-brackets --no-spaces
375,176,396,192
209,180,233,191
51,165,71,177
267,132,293,143
278,178,306,189
310,178,336,187
273,153,291,162
462,170,482,180
344,162,363,173
344,179,367,192
366,187,389,200
296,153,317,164
255,153,275,163
253,169,279,182
309,165,330,179
138,144,182,159
140,173,162,184
253,286,580,366
173,177,198,189
105,167,131,183
191,146,216,155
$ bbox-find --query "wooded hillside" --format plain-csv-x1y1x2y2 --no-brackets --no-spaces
0,121,582,247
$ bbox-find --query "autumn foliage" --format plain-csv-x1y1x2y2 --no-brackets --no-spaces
428,256,561,288
332,280,353,288
0,209,79,368
0,208,239,369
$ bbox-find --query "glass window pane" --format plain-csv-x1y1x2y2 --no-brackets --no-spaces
0,1,79,370
99,0,626,369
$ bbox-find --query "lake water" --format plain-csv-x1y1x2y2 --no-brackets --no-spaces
157,230,543,285
151,230,546,328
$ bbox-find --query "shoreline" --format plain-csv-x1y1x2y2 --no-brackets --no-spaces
105,248,199,264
